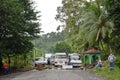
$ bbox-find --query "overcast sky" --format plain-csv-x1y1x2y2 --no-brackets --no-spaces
33,0,62,34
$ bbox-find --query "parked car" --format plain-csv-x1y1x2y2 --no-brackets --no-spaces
69,53,82,67
34,57,47,66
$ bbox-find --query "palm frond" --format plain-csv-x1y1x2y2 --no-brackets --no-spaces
101,26,107,39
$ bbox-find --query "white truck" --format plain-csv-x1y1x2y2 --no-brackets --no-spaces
34,57,47,66
54,53,69,66
69,53,82,67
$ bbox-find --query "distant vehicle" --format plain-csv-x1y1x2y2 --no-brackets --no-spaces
69,53,82,67
45,53,52,58
54,53,69,66
34,57,47,66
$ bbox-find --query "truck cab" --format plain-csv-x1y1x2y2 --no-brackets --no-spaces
69,53,82,67
54,53,69,66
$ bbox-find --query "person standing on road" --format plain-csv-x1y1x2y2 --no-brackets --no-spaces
108,52,116,70
3,60,9,75
47,58,50,65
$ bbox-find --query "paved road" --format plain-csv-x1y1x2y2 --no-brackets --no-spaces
0,69,107,80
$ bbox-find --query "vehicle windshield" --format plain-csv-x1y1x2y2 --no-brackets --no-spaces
70,55,81,60
35,57,44,61
56,55,67,59
35,58,41,61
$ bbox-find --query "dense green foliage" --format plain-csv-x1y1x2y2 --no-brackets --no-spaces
106,0,120,54
53,41,72,53
56,1,120,79
34,31,65,53
0,0,40,54
0,0,40,69
56,0,120,55
94,60,120,80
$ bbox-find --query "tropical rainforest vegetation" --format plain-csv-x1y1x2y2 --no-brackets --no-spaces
0,0,120,77
56,0,120,56
0,0,40,70
55,1,120,79
34,31,65,53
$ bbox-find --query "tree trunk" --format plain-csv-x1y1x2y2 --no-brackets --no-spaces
7,55,11,71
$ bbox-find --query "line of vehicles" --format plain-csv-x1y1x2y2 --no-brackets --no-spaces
34,53,82,68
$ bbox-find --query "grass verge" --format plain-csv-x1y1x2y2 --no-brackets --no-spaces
93,62,120,80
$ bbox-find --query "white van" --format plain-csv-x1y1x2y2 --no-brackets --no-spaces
54,53,69,66
69,53,82,67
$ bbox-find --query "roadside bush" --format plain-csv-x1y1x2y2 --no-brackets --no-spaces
93,60,120,80
115,56,120,68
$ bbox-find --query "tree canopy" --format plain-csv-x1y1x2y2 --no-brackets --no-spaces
53,41,72,53
34,31,65,53
56,0,120,54
0,0,41,68
0,0,40,54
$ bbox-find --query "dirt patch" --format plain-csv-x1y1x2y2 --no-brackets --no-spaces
0,67,34,76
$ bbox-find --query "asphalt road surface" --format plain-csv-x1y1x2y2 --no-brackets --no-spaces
0,69,107,80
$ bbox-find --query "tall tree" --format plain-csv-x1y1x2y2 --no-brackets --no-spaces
78,1,114,50
56,0,83,52
0,0,40,69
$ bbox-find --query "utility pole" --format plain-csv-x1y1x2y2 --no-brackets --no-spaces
33,28,44,61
